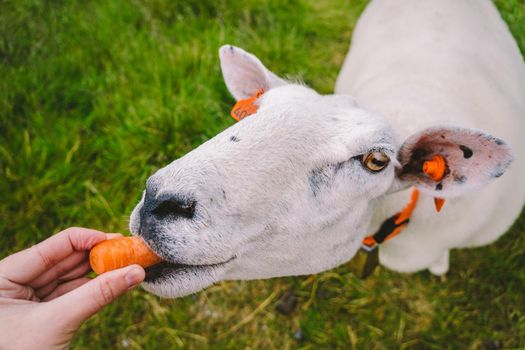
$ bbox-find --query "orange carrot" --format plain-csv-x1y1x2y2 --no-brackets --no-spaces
89,236,163,274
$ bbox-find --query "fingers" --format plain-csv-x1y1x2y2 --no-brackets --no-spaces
0,227,106,285
0,277,39,301
27,233,122,289
34,280,58,300
32,235,121,298
47,265,145,328
29,251,88,289
41,278,91,301
59,260,92,281
34,261,92,300
30,233,123,289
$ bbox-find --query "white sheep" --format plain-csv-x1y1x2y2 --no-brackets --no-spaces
336,0,525,275
130,0,525,298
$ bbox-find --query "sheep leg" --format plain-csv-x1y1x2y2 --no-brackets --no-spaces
428,250,450,276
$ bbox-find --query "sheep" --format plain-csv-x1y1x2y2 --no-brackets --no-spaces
335,0,525,275
130,0,525,298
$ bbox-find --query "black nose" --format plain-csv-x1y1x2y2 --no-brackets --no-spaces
151,197,196,220
139,192,196,240
142,192,196,222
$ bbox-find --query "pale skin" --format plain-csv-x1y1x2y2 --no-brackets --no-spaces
0,227,145,350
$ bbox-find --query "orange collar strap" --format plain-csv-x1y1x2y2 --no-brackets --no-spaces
361,154,447,252
362,188,420,252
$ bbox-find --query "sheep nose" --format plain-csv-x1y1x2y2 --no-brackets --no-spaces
151,197,196,220
139,191,196,239
142,192,196,221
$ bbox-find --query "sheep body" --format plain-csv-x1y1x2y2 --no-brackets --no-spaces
336,0,525,273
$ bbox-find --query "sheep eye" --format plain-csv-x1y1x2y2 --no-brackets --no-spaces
362,151,390,173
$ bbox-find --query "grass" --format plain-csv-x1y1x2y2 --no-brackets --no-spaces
1,0,524,348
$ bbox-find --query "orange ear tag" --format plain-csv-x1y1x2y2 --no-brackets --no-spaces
422,155,447,212
434,198,446,212
230,89,265,122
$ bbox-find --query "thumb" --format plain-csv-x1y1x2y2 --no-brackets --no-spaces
49,264,145,328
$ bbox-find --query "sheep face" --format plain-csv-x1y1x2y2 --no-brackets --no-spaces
129,46,397,297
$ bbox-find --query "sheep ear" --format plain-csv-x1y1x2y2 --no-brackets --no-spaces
395,126,513,198
219,45,287,101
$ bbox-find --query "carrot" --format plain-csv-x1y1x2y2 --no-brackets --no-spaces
89,236,163,274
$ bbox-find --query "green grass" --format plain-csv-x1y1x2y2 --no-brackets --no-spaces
1,0,524,349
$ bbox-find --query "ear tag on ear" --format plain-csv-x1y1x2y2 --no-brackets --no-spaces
230,89,265,122
422,155,446,212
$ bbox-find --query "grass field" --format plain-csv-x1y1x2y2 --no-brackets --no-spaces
1,0,525,349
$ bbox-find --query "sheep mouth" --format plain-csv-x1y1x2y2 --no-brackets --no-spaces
144,259,234,283
144,262,190,282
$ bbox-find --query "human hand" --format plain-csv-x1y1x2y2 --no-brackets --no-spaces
0,227,145,350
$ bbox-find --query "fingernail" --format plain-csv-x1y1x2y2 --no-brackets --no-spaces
125,267,145,288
